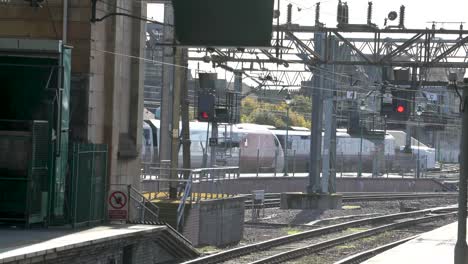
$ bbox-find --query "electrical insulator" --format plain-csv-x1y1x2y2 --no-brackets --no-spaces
399,5,405,28
315,2,320,25
337,0,343,24
367,2,373,24
343,2,349,24
287,3,292,24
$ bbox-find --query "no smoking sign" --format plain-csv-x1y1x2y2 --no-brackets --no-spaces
108,190,128,221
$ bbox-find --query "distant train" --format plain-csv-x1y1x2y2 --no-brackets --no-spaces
142,120,436,173
143,120,284,173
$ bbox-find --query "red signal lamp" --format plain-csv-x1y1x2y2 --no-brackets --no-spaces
200,111,209,120
396,105,405,113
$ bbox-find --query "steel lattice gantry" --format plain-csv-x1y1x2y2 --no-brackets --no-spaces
188,25,468,88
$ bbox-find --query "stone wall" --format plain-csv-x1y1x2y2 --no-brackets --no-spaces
0,0,146,187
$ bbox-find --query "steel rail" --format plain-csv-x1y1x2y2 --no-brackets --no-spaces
181,206,457,264
249,213,455,264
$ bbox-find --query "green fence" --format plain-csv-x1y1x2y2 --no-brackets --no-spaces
70,143,108,227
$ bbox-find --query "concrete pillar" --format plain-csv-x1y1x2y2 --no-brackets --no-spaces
159,3,175,163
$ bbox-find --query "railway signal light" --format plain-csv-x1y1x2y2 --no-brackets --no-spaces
197,93,215,122
380,89,412,121
396,105,405,113
200,111,209,120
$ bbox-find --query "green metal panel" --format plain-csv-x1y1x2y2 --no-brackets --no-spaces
0,120,49,226
70,144,108,227
52,47,72,220
29,121,50,224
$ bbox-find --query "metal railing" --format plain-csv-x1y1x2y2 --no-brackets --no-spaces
140,165,239,231
141,166,239,201
127,185,160,223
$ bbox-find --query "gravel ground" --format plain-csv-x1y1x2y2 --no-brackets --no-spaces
198,197,458,255
237,197,457,246
244,197,458,225
286,216,458,264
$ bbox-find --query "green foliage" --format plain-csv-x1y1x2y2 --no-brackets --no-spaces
240,96,311,129
291,95,312,118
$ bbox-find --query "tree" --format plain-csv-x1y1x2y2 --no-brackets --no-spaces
240,97,311,129
291,95,312,120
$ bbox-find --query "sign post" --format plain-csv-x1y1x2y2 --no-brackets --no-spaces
108,190,128,221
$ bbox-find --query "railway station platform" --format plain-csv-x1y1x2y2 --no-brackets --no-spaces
0,224,198,264
363,221,462,264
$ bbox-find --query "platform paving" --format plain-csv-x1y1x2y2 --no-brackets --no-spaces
363,221,462,264
0,225,165,263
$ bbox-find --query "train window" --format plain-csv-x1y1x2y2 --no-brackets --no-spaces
274,137,279,147
300,136,309,140
143,129,151,146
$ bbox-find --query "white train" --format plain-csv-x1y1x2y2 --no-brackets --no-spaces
142,120,436,172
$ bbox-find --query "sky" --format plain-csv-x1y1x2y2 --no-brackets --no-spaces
147,0,468,84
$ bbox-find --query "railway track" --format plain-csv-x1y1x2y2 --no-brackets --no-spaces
244,192,458,208
332,235,419,264
182,205,457,264
248,214,453,264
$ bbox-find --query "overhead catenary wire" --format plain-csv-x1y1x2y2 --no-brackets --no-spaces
97,0,169,25
94,45,459,115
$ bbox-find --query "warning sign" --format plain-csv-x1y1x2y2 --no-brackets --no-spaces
108,190,128,221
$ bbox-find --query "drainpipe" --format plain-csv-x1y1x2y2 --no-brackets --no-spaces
62,0,68,44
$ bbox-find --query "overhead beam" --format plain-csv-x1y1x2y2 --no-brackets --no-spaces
189,56,468,68
332,31,372,63
379,33,424,63
432,35,468,64
275,24,468,35
285,31,321,60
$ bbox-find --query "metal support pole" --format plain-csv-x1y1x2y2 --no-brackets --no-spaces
169,47,183,199
284,107,289,176
234,71,243,122
256,149,260,177
238,147,241,177
160,3,174,164
210,121,218,167
455,80,468,264
329,39,338,192
417,118,421,179
180,49,191,179
307,32,325,193
292,150,296,177
358,124,363,177
404,123,412,153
